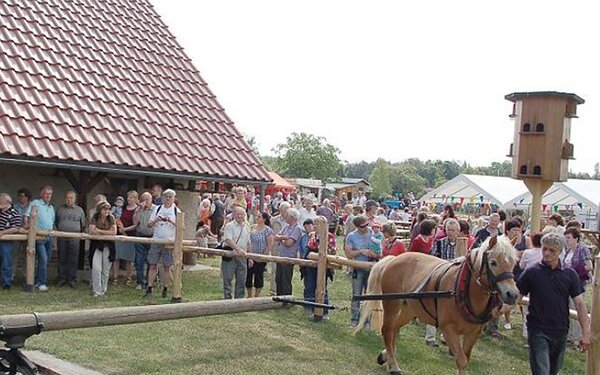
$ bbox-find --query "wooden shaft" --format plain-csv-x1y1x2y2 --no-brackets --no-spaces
36,230,174,245
0,296,293,333
25,207,38,289
314,216,328,319
586,256,600,375
184,246,320,267
457,237,468,257
171,212,185,300
307,253,374,271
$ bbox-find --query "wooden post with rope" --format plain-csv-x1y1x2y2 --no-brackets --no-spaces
171,211,185,303
586,255,600,374
314,216,328,320
24,207,38,292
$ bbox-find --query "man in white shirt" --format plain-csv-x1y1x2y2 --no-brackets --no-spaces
144,189,179,299
221,206,250,299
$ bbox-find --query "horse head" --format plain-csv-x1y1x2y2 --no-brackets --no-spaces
476,235,520,305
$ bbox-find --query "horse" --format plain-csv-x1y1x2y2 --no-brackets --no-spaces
353,235,519,375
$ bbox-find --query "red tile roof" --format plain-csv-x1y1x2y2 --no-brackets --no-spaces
0,0,271,183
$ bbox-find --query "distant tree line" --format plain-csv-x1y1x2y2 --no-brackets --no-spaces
246,133,600,199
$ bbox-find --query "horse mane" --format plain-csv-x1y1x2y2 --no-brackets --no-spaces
473,235,518,264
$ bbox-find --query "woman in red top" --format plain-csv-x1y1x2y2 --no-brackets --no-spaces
381,222,407,257
458,219,475,249
409,219,436,254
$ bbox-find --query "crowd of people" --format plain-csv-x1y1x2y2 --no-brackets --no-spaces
0,183,593,373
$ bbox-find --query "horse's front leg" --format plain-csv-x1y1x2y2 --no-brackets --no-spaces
440,326,469,375
462,327,483,362
381,301,406,374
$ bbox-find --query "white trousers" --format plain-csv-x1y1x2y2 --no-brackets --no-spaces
92,248,111,295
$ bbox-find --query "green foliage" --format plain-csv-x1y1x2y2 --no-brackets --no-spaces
271,132,342,182
369,160,393,198
390,164,428,197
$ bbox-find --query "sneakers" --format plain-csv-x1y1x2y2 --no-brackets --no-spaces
38,284,49,292
425,339,439,347
136,284,143,290
504,323,512,330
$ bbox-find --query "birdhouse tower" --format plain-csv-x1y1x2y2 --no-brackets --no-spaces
505,91,584,231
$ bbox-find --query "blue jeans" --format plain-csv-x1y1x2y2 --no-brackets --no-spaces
351,269,370,324
302,267,329,314
528,329,567,375
35,237,53,286
0,241,15,286
134,242,150,286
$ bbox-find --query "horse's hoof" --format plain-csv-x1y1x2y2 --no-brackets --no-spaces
377,352,386,365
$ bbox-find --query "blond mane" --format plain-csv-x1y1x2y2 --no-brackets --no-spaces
475,235,518,264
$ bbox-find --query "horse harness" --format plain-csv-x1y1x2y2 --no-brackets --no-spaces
411,248,514,326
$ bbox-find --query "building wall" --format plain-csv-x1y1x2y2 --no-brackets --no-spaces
0,163,199,239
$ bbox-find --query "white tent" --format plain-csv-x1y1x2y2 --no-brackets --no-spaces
420,174,528,206
502,179,600,229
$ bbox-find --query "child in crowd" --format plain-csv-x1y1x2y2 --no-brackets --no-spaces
195,224,216,258
368,222,383,259
111,196,124,219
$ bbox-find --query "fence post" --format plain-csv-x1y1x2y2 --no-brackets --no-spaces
314,216,328,321
586,255,600,374
24,207,38,292
171,211,185,303
457,237,468,257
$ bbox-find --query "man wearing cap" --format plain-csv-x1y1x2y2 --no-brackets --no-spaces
145,189,179,299
501,233,590,375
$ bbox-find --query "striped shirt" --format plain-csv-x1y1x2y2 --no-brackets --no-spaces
432,237,457,260
0,206,21,231
250,226,274,255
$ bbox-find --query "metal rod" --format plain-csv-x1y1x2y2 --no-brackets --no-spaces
352,291,455,301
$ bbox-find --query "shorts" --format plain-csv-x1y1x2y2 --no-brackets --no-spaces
147,244,173,266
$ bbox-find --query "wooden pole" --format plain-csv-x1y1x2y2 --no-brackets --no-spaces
24,207,38,292
307,253,373,271
171,212,185,303
0,296,293,333
586,256,600,374
314,216,328,320
457,237,468,257
184,246,322,268
524,180,552,233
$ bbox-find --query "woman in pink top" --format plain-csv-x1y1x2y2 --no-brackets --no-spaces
519,232,543,271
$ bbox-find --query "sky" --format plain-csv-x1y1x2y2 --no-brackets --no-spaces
152,0,600,174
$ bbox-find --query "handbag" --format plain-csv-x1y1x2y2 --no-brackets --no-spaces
218,226,244,262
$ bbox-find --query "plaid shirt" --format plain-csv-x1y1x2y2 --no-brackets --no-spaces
432,237,457,260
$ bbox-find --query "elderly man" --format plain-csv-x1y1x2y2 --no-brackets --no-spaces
425,218,461,346
268,201,291,295
472,212,500,249
316,199,337,234
25,185,56,292
501,233,590,375
133,192,155,290
221,206,250,299
345,214,379,327
145,189,179,299
274,208,303,295
55,191,86,288
0,193,22,289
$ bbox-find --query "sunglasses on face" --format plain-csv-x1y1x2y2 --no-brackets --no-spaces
359,224,368,228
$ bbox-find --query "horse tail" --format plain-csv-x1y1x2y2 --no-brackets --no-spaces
353,255,396,335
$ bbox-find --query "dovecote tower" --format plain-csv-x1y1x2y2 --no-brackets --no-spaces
505,91,584,232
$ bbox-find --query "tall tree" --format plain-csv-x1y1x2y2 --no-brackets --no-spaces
272,132,342,182
369,159,393,198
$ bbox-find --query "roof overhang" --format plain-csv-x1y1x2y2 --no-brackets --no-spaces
0,155,272,186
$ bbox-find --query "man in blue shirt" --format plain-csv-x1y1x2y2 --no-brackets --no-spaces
501,233,590,375
345,214,378,327
25,185,56,292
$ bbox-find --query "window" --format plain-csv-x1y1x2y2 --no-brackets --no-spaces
522,123,531,132
519,165,527,175
533,166,542,175
536,123,544,132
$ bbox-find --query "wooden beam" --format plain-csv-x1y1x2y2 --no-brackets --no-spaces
587,256,600,374
314,216,328,320
63,170,82,194
171,212,185,302
24,207,38,292
85,172,107,193
307,253,373,271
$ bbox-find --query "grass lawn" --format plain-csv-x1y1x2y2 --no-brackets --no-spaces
0,257,587,375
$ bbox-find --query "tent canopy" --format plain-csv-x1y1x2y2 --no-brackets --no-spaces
267,172,295,192
420,174,528,206
502,179,600,212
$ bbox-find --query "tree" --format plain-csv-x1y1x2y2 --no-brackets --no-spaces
272,132,342,182
369,159,393,198
390,165,427,197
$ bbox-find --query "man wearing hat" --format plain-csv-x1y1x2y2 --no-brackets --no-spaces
145,189,179,299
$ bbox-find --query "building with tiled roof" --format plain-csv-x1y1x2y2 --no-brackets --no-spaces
0,0,270,216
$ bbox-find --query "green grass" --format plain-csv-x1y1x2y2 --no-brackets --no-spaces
0,258,587,375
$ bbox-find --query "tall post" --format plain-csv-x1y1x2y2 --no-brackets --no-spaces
586,255,600,374
171,211,185,303
314,216,328,320
457,237,468,257
24,207,38,292
524,180,552,233
259,184,266,213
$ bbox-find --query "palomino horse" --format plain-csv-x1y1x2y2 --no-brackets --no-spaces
354,236,519,375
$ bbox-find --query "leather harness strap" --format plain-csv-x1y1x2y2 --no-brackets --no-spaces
412,259,461,326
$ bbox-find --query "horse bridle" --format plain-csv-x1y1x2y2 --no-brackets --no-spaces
468,239,515,295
